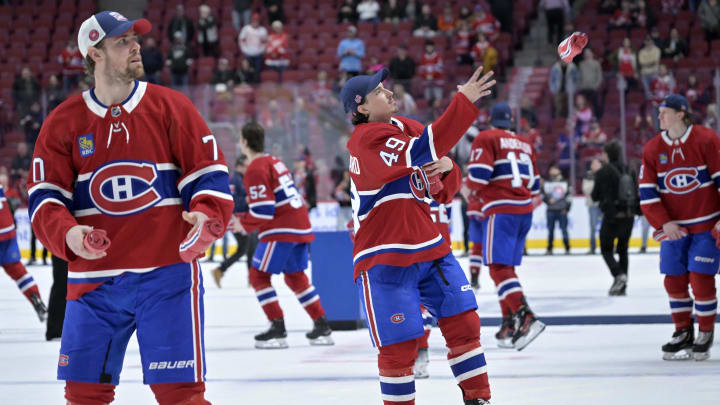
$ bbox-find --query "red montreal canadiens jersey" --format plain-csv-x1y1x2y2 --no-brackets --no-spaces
639,125,720,233
27,81,234,299
239,154,314,243
0,185,17,241
347,93,478,280
466,129,541,217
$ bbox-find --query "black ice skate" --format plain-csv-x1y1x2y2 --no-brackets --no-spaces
608,274,627,296
306,316,334,346
414,347,429,379
255,318,288,349
495,316,515,349
459,385,490,404
662,326,694,361
511,305,545,351
470,272,480,291
693,330,713,361
30,293,47,322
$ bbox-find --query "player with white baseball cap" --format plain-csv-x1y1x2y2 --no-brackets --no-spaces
77,11,151,58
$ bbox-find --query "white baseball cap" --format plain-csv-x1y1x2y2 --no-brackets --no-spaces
77,11,152,58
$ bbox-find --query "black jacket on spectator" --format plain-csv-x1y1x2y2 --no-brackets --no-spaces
20,110,43,145
167,16,195,44
591,160,639,218
389,56,416,81
414,14,438,31
46,84,65,111
141,47,164,76
212,69,240,86
337,1,358,24
381,1,407,21
12,76,41,115
168,44,193,74
11,154,31,179
264,0,285,23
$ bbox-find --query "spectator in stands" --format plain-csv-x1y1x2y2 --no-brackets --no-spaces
212,58,240,87
662,28,687,61
549,56,579,117
663,0,686,14
699,0,720,41
649,64,676,129
578,48,603,115
598,0,617,14
46,74,65,112
520,96,539,129
392,83,417,116
616,37,639,92
265,0,285,23
704,103,718,129
238,58,258,86
413,4,438,38
418,40,443,106
265,21,290,81
197,4,220,58
337,25,365,76
543,165,572,255
632,0,656,29
470,33,498,75
405,0,421,21
10,142,31,182
638,35,661,98
520,117,542,151
381,0,406,24
457,5,473,25
233,0,253,31
610,0,634,29
682,74,706,110
140,37,163,85
338,0,359,24
19,101,42,147
437,5,457,36
388,45,415,92
471,4,501,42
167,4,195,45
357,0,381,23
581,119,608,146
540,0,571,45
583,158,603,255
58,40,84,92
365,56,383,74
167,32,194,90
573,93,595,137
454,20,474,65
239,13,268,81
12,67,40,118
649,27,665,49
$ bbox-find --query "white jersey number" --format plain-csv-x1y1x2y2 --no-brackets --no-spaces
507,151,534,189
380,137,406,167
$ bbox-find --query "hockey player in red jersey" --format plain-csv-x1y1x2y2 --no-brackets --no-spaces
639,94,719,361
466,101,546,351
232,122,333,349
0,181,47,321
27,12,233,405
341,67,496,405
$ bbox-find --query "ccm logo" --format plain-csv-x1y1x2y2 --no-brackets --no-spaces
391,313,405,323
461,284,473,292
149,360,195,370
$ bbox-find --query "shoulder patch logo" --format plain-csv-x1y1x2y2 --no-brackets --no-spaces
658,153,668,165
78,134,95,157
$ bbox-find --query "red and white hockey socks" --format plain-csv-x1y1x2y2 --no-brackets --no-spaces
65,381,116,405
489,264,524,315
248,267,283,321
469,242,483,278
664,274,693,330
417,306,433,349
690,272,717,332
150,382,211,405
378,339,417,405
438,310,491,402
284,271,326,320
3,261,40,303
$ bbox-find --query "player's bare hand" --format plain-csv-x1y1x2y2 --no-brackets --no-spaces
228,214,247,235
422,157,453,177
65,225,107,260
457,69,496,103
183,211,209,239
662,222,685,241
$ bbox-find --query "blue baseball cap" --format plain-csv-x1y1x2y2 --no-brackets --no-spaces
77,11,152,58
660,94,690,112
340,69,389,114
490,101,512,129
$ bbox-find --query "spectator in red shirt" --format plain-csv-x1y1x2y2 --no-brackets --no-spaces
417,40,443,105
471,4,500,41
470,32,497,74
265,20,290,81
617,37,639,91
581,120,608,146
610,0,634,29
454,20,474,65
58,40,84,92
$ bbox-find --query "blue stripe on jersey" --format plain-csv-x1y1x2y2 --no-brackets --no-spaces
639,186,660,201
72,168,180,212
180,170,232,210
250,203,275,218
353,236,445,266
669,300,693,309
714,174,720,190
468,165,492,183
28,189,73,221
497,280,522,298
695,301,717,312
356,176,413,219
491,161,531,179
531,177,541,193
407,126,436,168
379,381,415,396
17,277,34,290
450,352,487,378
274,186,300,205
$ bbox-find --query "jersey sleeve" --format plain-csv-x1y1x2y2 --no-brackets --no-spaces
170,93,234,226
530,148,541,195
432,159,462,204
238,163,275,232
703,130,720,195
466,135,495,191
26,116,79,261
639,143,672,228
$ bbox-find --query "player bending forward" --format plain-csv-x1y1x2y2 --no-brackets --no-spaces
232,122,333,348
342,67,495,405
639,94,718,361
0,182,47,321
28,12,233,404
466,101,546,350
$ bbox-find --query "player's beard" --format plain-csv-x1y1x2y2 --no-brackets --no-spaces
121,60,145,81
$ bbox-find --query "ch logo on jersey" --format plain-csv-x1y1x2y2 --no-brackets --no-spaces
663,167,700,195
88,161,162,216
409,170,430,202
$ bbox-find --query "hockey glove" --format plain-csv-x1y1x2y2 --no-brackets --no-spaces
427,173,444,195
653,227,688,242
711,220,720,248
179,218,225,262
558,32,588,63
83,229,111,254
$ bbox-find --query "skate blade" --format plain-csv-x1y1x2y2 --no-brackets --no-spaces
693,351,710,361
662,349,692,361
496,337,515,349
255,338,289,349
515,321,546,351
308,335,334,346
414,369,429,379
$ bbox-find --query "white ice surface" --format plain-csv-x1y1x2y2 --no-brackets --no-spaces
1,252,719,405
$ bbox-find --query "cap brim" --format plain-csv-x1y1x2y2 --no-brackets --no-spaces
491,119,511,129
105,18,152,38
364,68,389,96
